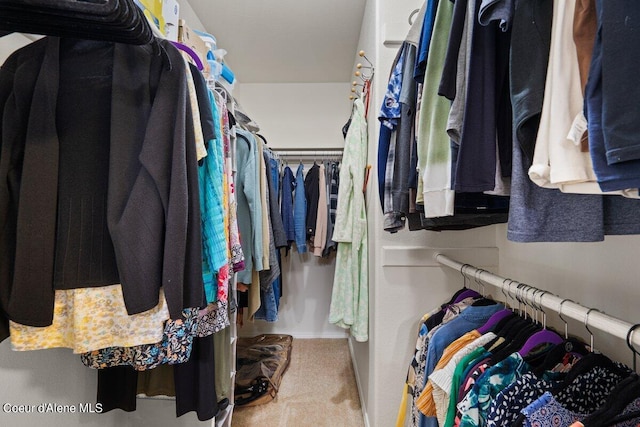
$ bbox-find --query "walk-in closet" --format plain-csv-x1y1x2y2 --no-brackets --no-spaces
2,1,640,427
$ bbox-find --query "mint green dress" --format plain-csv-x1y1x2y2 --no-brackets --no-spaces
329,98,369,342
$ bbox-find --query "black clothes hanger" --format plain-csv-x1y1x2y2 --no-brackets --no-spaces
483,314,527,350
425,292,480,331
516,290,564,357
471,297,499,307
424,267,484,329
490,311,519,335
256,134,269,145
488,322,540,365
0,0,154,45
485,287,541,360
530,337,590,376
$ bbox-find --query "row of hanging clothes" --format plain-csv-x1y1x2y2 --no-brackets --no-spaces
233,142,343,325
399,280,640,427
235,93,370,344
275,151,342,257
0,0,250,421
379,0,640,241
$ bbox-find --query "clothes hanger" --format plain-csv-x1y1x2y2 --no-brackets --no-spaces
474,268,487,298
421,264,482,332
468,268,500,307
518,290,563,357
213,83,229,104
558,298,575,340
170,41,204,70
488,285,543,364
477,310,513,335
488,280,522,336
408,8,420,25
484,279,518,335
489,318,539,363
627,323,640,372
502,278,514,309
450,264,480,304
531,298,589,374
0,0,154,45
477,280,515,335
554,352,628,393
584,308,600,352
552,312,631,392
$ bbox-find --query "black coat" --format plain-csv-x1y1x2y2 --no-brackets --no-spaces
0,37,204,338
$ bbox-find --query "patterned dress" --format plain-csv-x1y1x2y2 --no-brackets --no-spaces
10,286,168,353
459,352,530,427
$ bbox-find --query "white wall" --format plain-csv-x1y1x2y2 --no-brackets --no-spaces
495,226,640,368
237,252,347,339
234,82,352,149
177,0,207,32
0,33,33,59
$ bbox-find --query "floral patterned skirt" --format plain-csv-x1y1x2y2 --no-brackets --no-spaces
10,285,169,354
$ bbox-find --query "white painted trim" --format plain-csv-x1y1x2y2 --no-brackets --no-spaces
348,337,371,427
381,246,499,268
382,22,407,46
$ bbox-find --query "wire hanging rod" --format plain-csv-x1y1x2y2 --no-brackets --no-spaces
434,253,640,349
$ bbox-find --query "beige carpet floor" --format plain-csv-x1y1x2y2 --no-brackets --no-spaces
232,338,365,427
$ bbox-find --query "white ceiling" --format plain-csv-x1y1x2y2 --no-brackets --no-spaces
187,0,366,84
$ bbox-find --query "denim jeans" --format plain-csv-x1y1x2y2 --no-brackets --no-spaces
293,163,307,253
281,166,295,244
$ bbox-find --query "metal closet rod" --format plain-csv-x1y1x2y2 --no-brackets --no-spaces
270,148,343,157
270,147,343,152
434,253,640,349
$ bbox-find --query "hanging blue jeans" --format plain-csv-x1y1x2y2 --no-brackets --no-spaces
268,157,282,303
293,163,307,253
253,283,278,322
281,166,296,244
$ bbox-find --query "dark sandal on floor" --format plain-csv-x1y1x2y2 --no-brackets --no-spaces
234,377,270,406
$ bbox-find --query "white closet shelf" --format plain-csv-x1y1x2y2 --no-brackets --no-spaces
381,246,498,268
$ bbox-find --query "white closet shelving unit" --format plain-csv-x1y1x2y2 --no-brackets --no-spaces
215,276,237,427
215,90,239,425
